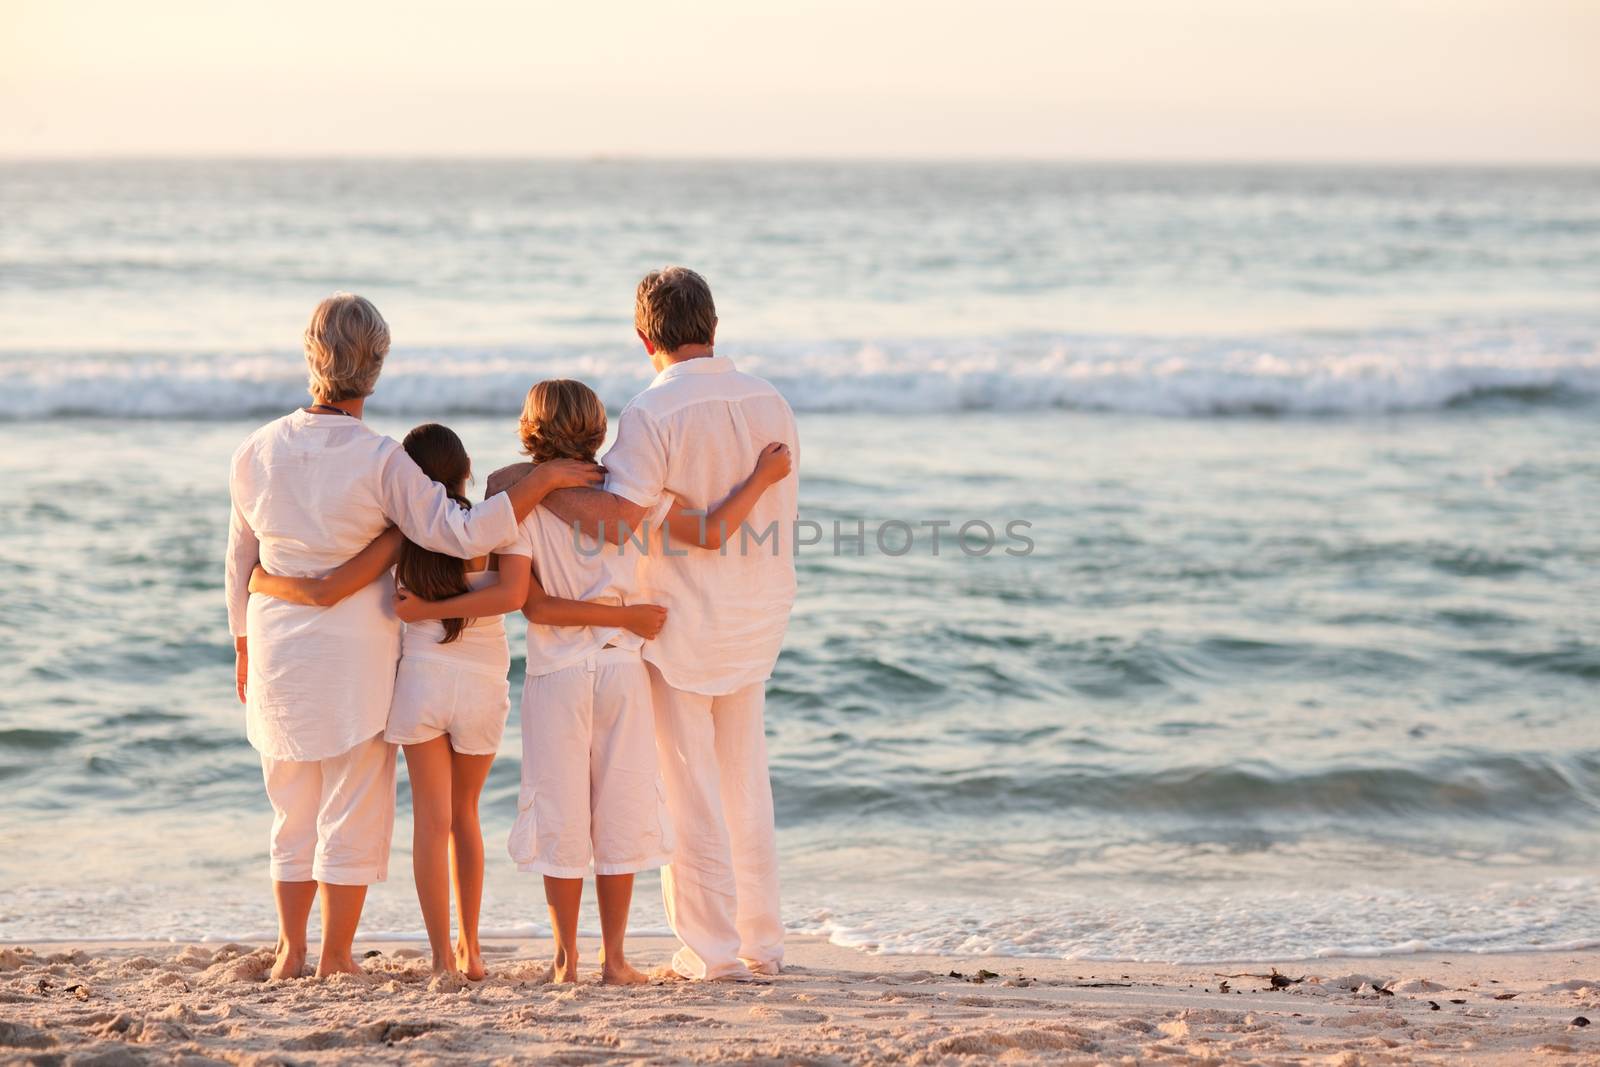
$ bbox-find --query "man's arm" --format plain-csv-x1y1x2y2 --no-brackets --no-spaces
486,464,648,544
545,488,648,544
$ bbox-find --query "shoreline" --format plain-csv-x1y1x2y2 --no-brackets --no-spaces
3,936,1595,1064
10,931,1600,967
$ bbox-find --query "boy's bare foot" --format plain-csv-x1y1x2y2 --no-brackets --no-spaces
601,960,651,986
270,941,307,981
551,946,579,983
315,955,366,979
455,940,486,981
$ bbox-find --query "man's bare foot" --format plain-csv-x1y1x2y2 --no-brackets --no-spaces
455,940,486,981
601,960,651,986
270,940,307,981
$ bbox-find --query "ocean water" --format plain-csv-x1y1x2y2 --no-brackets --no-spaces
0,160,1596,962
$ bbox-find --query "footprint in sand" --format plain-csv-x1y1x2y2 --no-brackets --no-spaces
929,1025,1097,1056
0,1021,55,1050
285,1019,449,1050
748,1005,829,1024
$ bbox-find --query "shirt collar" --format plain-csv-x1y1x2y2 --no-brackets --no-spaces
650,354,735,387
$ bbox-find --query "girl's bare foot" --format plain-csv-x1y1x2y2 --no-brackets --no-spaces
430,953,461,976
454,947,483,979
601,960,651,986
456,940,486,981
270,940,307,981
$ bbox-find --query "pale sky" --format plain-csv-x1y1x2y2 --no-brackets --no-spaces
2,0,1597,162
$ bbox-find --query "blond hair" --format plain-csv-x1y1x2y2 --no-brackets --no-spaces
635,266,717,353
303,293,390,403
518,379,607,464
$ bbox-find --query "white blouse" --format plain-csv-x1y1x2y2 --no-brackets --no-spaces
225,409,517,761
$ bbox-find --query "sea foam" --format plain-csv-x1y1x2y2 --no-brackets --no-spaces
4,327,1597,419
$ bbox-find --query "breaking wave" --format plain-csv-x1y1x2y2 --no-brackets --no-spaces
4,327,1597,419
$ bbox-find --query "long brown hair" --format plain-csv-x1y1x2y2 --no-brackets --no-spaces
396,423,473,643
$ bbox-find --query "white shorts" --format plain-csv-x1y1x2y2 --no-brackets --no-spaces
261,733,397,885
509,646,674,878
385,657,510,755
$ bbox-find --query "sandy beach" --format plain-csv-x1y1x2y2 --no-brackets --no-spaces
1,936,1595,1065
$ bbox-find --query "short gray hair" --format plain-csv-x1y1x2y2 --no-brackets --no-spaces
303,293,390,402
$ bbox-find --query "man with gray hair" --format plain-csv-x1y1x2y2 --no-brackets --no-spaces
507,267,798,980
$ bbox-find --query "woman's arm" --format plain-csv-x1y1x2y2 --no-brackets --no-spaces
225,502,259,639
663,442,792,551
224,501,259,705
394,554,533,623
521,572,667,639
381,450,602,559
249,527,404,608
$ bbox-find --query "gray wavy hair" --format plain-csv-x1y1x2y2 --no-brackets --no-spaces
303,293,390,403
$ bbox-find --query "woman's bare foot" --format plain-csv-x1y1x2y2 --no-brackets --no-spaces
455,939,486,981
270,939,307,981
430,953,461,977
601,959,651,986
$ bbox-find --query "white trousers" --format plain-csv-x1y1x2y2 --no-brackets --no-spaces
260,732,397,885
649,664,784,980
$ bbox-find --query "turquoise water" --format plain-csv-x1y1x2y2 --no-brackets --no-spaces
0,161,1596,960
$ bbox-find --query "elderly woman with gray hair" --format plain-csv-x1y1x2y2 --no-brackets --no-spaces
224,293,601,979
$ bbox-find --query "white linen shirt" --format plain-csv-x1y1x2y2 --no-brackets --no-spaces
601,356,799,696
225,409,518,761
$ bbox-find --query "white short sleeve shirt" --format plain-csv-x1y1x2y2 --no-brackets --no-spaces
600,356,799,696
514,502,671,676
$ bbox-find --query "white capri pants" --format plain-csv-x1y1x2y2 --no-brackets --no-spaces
260,732,397,886
650,665,784,981
509,647,674,879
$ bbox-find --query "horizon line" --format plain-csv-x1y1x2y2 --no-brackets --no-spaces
3,151,1599,168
